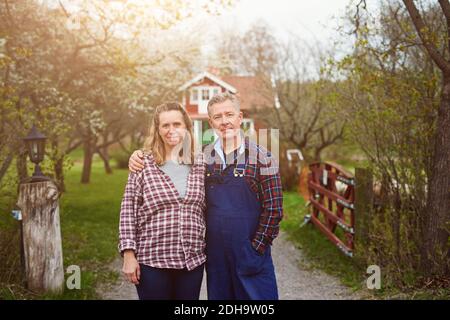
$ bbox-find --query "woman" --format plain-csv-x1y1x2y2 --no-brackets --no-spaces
118,102,206,300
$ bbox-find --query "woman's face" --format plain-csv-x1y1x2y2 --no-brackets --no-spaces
158,110,187,148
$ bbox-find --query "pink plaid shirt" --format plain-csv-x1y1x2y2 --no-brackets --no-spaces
118,153,206,271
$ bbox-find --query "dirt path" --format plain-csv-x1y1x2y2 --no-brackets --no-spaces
98,231,363,300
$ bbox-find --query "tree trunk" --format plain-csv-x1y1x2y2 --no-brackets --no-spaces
81,139,94,184
355,167,374,263
313,148,323,162
97,146,113,174
17,180,64,294
0,152,14,184
421,77,450,276
54,156,65,193
16,150,29,183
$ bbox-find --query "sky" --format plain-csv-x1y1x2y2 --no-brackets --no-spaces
43,0,359,48
219,0,354,44
41,0,364,67
198,0,363,65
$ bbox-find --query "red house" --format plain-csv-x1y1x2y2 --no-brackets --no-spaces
179,71,273,145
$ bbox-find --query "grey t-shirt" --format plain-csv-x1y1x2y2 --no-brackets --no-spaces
159,160,191,199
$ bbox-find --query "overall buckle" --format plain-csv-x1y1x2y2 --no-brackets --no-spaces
233,167,245,177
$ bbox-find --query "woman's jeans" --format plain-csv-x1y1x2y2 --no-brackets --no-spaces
135,263,204,300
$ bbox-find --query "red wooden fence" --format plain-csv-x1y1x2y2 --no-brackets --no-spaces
305,162,355,257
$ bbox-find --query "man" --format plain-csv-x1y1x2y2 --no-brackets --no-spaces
128,92,283,300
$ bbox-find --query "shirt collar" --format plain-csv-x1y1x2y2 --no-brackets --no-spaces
213,135,245,166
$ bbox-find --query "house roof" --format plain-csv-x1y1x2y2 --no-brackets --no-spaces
178,71,237,93
179,71,274,111
221,75,273,110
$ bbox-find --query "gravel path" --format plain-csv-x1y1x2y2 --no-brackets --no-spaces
98,231,362,300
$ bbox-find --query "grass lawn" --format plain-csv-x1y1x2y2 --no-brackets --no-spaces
53,159,127,299
0,155,128,299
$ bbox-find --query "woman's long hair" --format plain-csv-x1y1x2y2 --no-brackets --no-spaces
143,102,195,165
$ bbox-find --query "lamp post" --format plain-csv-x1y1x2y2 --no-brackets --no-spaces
18,125,64,293
22,125,50,183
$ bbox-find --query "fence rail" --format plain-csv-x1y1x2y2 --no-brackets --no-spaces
306,162,355,257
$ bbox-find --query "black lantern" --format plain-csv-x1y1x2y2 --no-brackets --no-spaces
23,125,49,182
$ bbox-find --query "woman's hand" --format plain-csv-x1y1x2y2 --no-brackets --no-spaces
128,150,145,173
122,250,140,285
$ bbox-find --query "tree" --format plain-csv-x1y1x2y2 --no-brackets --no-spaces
0,0,234,186
336,0,448,279
215,22,344,162
269,38,345,162
217,21,279,76
402,0,450,276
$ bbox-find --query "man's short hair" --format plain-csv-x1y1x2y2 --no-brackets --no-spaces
207,91,240,116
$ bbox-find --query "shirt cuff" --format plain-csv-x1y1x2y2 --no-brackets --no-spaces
251,238,267,255
118,239,136,256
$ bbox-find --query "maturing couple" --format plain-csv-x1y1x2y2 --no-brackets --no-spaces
118,92,283,300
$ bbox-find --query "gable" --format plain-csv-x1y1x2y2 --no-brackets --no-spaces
179,71,237,93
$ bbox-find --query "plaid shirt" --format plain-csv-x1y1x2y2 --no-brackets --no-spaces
204,137,283,255
118,153,206,271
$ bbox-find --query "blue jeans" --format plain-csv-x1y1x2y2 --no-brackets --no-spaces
135,263,204,300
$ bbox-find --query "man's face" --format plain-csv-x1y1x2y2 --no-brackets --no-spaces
208,100,243,140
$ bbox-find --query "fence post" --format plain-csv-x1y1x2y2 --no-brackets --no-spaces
354,167,373,261
298,164,310,201
17,180,64,294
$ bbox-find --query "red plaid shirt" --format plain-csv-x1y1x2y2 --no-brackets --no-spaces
118,153,206,271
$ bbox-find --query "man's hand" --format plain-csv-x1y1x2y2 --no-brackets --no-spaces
129,150,145,173
122,250,140,285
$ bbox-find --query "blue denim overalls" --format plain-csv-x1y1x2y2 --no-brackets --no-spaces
205,149,278,300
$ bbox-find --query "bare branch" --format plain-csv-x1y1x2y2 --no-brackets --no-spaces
403,0,450,74
438,0,450,53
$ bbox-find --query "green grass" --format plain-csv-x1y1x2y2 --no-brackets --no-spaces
280,192,366,293
52,160,128,299
0,152,128,300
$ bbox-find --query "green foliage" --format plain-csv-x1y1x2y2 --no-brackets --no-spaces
323,0,448,288
0,0,230,188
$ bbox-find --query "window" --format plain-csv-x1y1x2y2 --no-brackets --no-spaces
202,89,210,100
192,86,221,104
191,89,198,102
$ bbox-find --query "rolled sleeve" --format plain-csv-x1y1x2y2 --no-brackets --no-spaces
118,171,142,256
251,152,283,255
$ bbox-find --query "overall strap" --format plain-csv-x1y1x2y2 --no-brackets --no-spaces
206,149,221,176
233,150,247,177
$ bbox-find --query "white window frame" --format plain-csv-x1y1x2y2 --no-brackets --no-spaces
201,88,210,101
190,88,199,103
190,86,221,105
